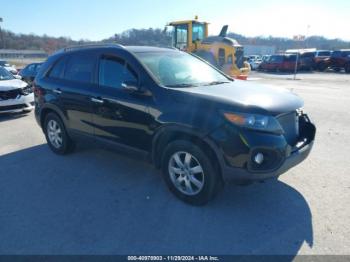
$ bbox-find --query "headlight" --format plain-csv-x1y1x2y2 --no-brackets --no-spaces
223,112,283,133
21,85,33,95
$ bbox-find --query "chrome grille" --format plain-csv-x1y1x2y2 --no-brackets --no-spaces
277,111,299,146
0,89,22,100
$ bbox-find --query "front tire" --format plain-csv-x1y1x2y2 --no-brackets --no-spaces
161,140,222,205
44,112,75,155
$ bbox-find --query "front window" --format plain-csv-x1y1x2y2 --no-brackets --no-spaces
174,24,188,50
134,51,231,87
192,22,205,42
0,67,14,81
99,56,138,89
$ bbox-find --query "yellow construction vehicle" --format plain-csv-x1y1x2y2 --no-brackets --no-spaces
167,17,250,79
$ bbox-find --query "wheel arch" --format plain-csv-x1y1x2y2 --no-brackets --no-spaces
40,104,68,130
151,125,223,177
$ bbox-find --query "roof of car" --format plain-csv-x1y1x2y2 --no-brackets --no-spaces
125,46,178,53
55,44,177,55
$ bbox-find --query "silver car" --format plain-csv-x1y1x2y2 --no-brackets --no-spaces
0,66,34,113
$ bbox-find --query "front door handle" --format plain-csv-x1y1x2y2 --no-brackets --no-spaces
91,97,104,104
53,88,62,94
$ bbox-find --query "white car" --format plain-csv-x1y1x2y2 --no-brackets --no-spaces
0,60,18,75
249,58,262,70
0,66,34,113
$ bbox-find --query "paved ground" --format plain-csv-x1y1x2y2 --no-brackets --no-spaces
0,71,349,256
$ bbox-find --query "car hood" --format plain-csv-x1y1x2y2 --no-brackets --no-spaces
0,79,27,91
175,80,304,115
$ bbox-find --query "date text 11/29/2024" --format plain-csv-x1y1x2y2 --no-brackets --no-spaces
127,256,219,261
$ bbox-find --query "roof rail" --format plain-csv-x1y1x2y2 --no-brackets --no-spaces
63,43,124,52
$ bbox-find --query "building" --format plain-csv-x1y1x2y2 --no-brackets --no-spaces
244,45,276,56
0,49,48,60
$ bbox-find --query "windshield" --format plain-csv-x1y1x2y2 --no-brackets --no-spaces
0,67,14,81
134,51,231,87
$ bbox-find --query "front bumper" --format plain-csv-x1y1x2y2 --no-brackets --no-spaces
209,114,316,182
0,93,34,113
221,138,314,181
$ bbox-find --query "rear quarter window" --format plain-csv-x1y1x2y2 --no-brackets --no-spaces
48,57,66,79
64,53,96,83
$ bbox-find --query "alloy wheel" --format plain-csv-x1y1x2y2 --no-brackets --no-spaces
168,151,205,196
47,119,63,149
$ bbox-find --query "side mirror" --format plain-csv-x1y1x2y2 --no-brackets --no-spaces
14,75,22,80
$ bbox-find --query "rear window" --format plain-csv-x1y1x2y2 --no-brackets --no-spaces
64,53,95,83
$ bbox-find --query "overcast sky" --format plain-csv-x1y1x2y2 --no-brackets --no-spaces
1,0,349,41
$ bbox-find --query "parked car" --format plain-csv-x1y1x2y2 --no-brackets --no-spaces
258,54,298,72
0,60,18,75
34,45,316,205
248,57,262,70
322,50,350,73
313,50,332,71
298,52,315,71
0,66,34,113
261,55,271,62
19,63,42,85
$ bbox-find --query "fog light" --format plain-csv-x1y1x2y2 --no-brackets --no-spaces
254,153,264,165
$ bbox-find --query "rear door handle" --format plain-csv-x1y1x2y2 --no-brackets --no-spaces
53,88,62,94
91,97,104,104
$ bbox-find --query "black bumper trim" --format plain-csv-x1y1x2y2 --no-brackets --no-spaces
222,140,314,182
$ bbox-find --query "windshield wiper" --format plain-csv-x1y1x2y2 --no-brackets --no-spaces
202,81,231,86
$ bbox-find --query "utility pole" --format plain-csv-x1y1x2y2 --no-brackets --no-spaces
0,17,4,49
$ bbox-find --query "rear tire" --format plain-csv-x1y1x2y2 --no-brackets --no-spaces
317,62,327,71
44,112,75,155
161,140,222,205
345,63,350,73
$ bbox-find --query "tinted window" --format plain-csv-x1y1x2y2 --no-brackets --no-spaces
332,51,342,57
301,52,315,58
99,56,137,89
64,53,95,83
269,55,283,62
317,51,331,56
49,57,66,79
27,64,36,72
35,64,42,73
285,55,297,62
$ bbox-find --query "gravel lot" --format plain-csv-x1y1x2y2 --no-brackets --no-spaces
0,71,349,256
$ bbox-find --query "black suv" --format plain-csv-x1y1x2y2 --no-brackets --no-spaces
34,44,316,205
